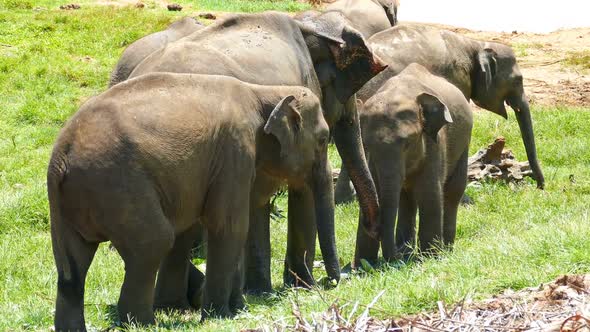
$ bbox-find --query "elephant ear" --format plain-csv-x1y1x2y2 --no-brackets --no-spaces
298,12,388,103
477,48,498,92
264,95,302,158
417,93,453,142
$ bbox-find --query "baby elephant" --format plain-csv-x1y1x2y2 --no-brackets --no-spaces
47,73,329,330
355,64,473,265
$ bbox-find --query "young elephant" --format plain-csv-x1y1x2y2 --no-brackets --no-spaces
356,64,473,264
47,73,330,330
108,17,203,87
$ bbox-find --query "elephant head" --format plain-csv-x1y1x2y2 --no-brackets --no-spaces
361,91,452,260
297,11,387,238
264,92,338,280
471,43,544,189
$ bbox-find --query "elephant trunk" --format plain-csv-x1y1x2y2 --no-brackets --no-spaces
510,94,545,189
333,98,380,239
374,152,403,261
310,149,340,283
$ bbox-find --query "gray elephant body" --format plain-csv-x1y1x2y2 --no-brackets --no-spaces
325,0,398,37
48,73,330,330
356,64,473,264
335,23,544,204
130,11,385,294
108,17,203,87
295,0,398,38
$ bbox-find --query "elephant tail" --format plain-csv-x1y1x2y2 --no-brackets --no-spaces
47,152,73,281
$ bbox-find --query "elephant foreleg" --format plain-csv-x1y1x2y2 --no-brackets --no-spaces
334,163,356,204
443,150,469,248
244,202,272,294
414,178,444,254
283,186,316,288
353,211,380,268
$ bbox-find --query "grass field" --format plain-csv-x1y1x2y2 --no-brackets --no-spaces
1,2,590,331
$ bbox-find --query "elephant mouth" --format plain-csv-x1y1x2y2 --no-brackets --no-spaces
474,99,508,119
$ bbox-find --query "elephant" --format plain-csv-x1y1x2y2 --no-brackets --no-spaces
294,0,399,38
129,11,386,294
335,23,544,204
355,64,473,266
47,73,331,330
108,16,203,87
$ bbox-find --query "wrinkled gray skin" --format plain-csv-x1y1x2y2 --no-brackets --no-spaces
130,12,386,294
355,64,473,266
108,17,203,87
295,0,398,38
48,73,331,330
335,23,544,204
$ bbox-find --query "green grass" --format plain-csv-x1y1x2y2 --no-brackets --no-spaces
1,3,590,331
564,50,590,70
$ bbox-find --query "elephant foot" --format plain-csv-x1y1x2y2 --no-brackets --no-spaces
187,264,205,309
460,193,474,205
230,295,246,315
153,302,193,313
283,265,315,289
200,305,234,322
244,282,272,295
117,307,155,328
244,268,272,295
334,180,356,205
54,324,87,332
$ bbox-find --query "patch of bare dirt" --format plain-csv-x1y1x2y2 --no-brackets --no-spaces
425,23,590,108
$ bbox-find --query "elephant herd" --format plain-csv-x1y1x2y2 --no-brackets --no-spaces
46,0,544,330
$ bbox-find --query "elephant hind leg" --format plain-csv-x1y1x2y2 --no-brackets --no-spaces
443,150,469,248
154,222,202,312
394,189,417,261
52,220,98,332
114,206,175,327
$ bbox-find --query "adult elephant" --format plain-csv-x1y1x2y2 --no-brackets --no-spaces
108,17,204,87
335,23,545,204
130,11,386,296
295,0,399,38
